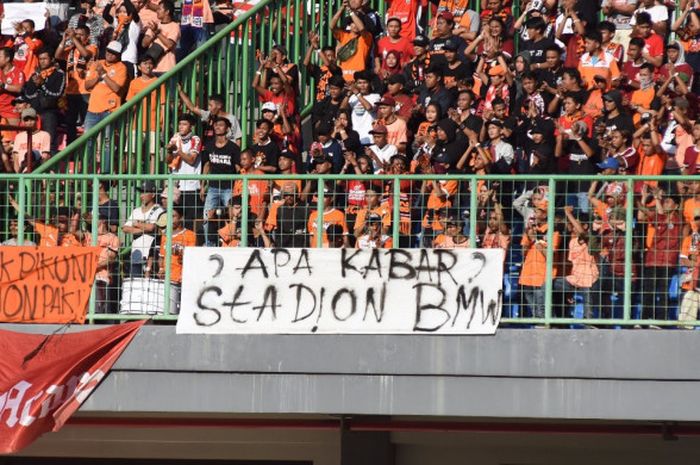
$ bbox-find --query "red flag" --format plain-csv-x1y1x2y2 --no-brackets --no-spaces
0,320,146,453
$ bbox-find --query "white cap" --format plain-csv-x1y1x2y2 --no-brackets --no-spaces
106,41,123,54
261,102,278,113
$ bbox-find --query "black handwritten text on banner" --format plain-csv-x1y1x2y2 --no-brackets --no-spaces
176,248,504,335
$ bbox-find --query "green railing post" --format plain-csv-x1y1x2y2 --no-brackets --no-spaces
469,177,478,246
241,178,249,247
163,177,174,316
316,178,325,248
88,178,99,322
623,178,635,323
17,179,26,245
543,178,557,326
241,19,251,145
392,176,400,248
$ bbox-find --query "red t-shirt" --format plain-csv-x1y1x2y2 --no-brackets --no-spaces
259,89,296,117
684,145,700,174
643,33,664,59
376,36,414,65
0,65,24,119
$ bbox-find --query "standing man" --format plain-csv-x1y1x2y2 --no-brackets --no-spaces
23,48,66,154
122,181,165,277
166,113,202,231
201,117,240,246
84,41,128,173
0,48,24,130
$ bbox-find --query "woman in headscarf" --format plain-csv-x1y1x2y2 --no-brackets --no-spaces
657,40,694,93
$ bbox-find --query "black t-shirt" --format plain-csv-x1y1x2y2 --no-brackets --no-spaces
249,139,281,171
522,38,555,64
202,140,240,188
443,59,472,87
604,113,635,135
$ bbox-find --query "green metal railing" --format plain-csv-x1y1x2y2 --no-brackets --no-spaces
4,173,700,329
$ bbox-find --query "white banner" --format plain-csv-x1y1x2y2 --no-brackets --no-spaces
2,3,48,35
176,248,504,335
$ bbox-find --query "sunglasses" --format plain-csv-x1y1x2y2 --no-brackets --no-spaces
22,117,36,121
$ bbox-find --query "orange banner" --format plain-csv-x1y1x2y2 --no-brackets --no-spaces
0,246,101,324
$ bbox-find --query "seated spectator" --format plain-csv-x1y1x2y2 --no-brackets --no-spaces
375,96,407,152
250,119,281,173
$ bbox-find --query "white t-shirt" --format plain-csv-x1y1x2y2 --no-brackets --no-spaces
124,204,164,228
349,93,380,145
169,133,203,191
368,143,398,171
630,4,668,25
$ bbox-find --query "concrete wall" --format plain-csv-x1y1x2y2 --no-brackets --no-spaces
6,325,700,422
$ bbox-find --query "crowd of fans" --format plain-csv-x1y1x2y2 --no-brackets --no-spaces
5,0,700,323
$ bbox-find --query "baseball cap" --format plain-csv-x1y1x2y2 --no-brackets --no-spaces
261,102,278,113
443,39,458,51
369,124,388,135
137,180,158,193
376,96,396,107
486,118,503,128
106,40,123,54
437,11,454,22
597,157,620,171
413,35,429,47
20,108,37,119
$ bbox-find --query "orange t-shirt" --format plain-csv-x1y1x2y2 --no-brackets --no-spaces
519,225,561,287
355,204,392,233
683,198,700,233
86,60,127,113
630,87,655,125
218,222,241,247
233,168,269,218
635,150,666,192
126,76,164,130
333,29,372,82
423,180,459,229
307,208,348,247
96,232,120,283
160,228,196,283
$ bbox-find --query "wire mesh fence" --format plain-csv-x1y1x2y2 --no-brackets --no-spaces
3,173,699,328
